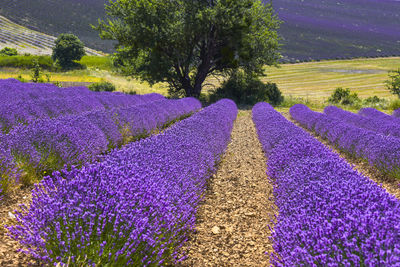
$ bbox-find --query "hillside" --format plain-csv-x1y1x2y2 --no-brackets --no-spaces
273,0,400,61
0,0,400,60
0,15,103,56
0,0,113,53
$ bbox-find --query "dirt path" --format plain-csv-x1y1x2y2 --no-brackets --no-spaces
281,111,400,200
0,185,39,266
181,110,277,266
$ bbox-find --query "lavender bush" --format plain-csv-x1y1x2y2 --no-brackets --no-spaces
291,104,400,178
253,102,400,266
8,99,237,265
1,97,200,186
394,108,400,118
325,105,400,138
359,107,400,124
0,79,164,132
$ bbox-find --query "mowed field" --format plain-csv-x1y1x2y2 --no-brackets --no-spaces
0,56,398,100
262,57,400,100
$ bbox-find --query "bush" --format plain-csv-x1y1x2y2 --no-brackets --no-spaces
88,81,116,92
0,55,54,70
209,71,284,106
328,87,360,106
385,69,400,98
388,99,400,111
52,33,86,70
0,47,18,56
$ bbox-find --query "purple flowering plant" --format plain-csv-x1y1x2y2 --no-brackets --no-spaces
253,102,400,266
291,104,400,179
8,99,237,265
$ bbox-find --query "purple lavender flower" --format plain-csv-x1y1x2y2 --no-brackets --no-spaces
291,104,400,178
8,99,237,265
253,102,400,266
325,106,400,138
394,108,400,118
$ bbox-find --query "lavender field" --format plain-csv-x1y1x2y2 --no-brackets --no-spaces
1,0,399,60
0,78,399,265
272,0,400,60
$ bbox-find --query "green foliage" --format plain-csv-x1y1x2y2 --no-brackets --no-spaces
209,71,283,106
388,99,400,111
88,81,116,92
0,47,18,56
0,55,53,70
96,0,281,97
385,69,400,98
52,33,86,70
79,56,113,71
279,96,325,110
328,87,360,106
31,59,42,83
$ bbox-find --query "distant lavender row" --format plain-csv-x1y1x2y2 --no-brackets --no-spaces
325,106,400,139
0,97,201,189
291,104,400,178
253,102,400,266
9,99,237,265
394,108,400,118
359,107,400,125
0,79,164,132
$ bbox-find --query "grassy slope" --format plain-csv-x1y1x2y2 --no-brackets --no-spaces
0,15,104,56
1,1,400,60
262,57,400,100
0,56,398,100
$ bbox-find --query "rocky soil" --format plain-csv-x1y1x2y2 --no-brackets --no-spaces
0,185,39,266
180,110,277,266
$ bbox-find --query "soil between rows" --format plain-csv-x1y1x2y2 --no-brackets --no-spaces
0,185,38,266
180,110,277,266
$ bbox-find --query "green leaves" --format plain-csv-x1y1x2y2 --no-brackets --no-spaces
96,0,281,97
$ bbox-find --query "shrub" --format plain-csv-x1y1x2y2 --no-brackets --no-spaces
328,87,360,106
0,47,18,56
0,55,54,70
88,81,116,92
52,33,86,70
210,71,284,106
30,59,42,83
389,99,400,111
385,69,400,98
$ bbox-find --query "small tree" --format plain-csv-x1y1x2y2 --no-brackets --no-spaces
96,0,281,98
386,69,400,98
52,33,86,69
31,59,42,83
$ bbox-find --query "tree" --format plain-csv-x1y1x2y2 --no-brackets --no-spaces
52,33,86,69
96,0,281,98
31,59,42,83
386,69,400,98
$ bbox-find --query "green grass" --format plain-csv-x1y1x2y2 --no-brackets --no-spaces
79,56,113,71
0,56,398,102
262,57,400,101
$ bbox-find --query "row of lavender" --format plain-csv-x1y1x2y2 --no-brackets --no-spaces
394,108,400,118
0,79,164,132
0,97,201,194
9,99,237,266
324,106,400,139
291,105,400,178
253,102,400,265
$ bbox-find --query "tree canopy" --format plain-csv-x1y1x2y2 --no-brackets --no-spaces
52,33,86,69
96,0,281,97
386,69,400,98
